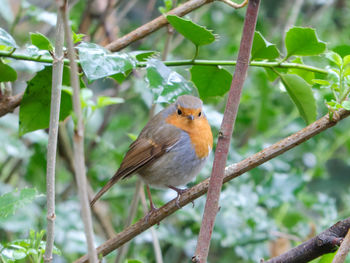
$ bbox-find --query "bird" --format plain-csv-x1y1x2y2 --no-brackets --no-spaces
90,95,213,213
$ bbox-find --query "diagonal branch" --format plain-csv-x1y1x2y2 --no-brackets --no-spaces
332,229,350,263
105,0,214,52
0,92,23,117
74,109,350,263
265,217,350,263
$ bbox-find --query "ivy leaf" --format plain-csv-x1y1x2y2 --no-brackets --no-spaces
19,66,73,135
288,57,315,85
30,32,53,51
251,32,280,61
280,73,317,124
145,59,193,103
190,65,232,99
77,42,137,81
0,188,42,219
0,60,17,82
166,15,215,46
285,27,326,58
0,27,17,48
130,50,157,62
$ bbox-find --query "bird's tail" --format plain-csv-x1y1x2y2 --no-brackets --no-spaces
90,175,120,207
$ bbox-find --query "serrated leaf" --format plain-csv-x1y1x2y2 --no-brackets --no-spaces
280,74,317,124
0,60,17,82
190,65,232,98
145,59,193,103
285,27,326,58
341,100,350,110
77,42,137,81
312,79,330,86
19,66,72,135
166,15,215,46
251,32,280,61
288,57,315,84
0,27,17,48
325,51,342,67
0,188,42,219
96,96,124,109
72,31,85,44
30,32,53,51
129,50,157,62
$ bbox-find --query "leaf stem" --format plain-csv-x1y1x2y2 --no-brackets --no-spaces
0,50,328,74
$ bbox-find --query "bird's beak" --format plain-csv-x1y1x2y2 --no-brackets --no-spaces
187,115,194,121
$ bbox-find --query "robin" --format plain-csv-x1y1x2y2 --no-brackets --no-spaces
90,95,213,212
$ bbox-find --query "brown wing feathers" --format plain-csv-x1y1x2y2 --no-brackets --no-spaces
90,138,166,207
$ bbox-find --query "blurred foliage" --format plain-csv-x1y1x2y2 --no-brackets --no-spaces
0,0,350,262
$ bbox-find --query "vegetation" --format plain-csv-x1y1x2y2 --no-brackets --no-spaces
0,0,350,262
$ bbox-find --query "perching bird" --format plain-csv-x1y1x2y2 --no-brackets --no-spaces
90,95,213,212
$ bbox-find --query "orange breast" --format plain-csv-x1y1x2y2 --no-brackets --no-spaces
166,113,213,159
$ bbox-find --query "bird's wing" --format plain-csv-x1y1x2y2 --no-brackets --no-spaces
90,122,181,207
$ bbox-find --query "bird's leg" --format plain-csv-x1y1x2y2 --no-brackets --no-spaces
144,184,158,223
168,185,194,208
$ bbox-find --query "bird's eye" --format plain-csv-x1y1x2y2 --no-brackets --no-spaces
198,111,202,117
177,109,182,115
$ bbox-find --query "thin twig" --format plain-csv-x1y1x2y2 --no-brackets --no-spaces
139,183,163,263
115,180,142,263
60,0,98,262
218,0,248,9
74,108,350,263
332,229,350,263
105,0,214,51
194,1,260,262
43,8,65,263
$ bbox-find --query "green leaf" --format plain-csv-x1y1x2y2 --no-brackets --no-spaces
251,32,280,61
110,69,132,84
0,60,17,82
0,27,17,48
317,251,337,263
0,188,42,219
190,65,232,98
19,66,73,135
166,15,215,46
325,51,342,67
288,57,315,85
30,32,53,51
280,74,317,124
72,31,85,44
312,79,330,86
285,27,326,58
77,42,137,81
333,44,350,58
343,55,350,67
341,100,350,110
159,0,173,14
145,59,193,103
96,96,124,109
130,50,157,62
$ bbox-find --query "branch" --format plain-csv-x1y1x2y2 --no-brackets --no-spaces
74,108,350,263
105,0,214,52
265,218,350,263
0,92,23,117
194,1,260,262
332,229,350,263
43,8,65,263
60,0,98,262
